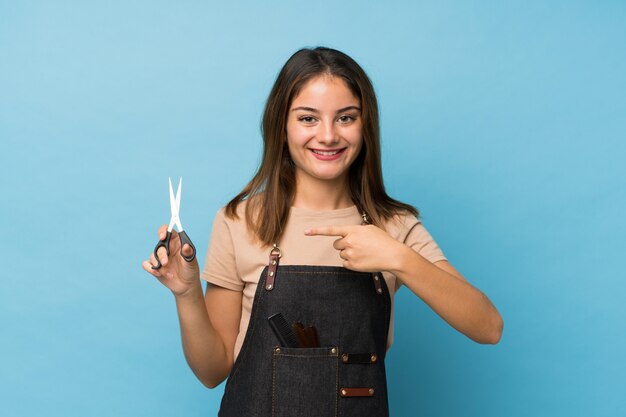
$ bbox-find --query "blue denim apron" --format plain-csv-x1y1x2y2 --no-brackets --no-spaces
218,243,391,417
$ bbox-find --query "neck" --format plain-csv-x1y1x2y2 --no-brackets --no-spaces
292,173,353,211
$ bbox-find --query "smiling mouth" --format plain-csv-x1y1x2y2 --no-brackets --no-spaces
310,148,346,156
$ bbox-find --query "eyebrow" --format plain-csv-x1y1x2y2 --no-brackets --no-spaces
291,105,361,113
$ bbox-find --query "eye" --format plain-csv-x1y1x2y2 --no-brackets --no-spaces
337,114,356,123
298,116,317,124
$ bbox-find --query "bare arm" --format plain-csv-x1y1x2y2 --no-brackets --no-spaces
305,224,504,344
390,250,503,344
142,224,242,388
174,282,242,388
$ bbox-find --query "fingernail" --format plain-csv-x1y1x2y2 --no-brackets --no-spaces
304,229,311,235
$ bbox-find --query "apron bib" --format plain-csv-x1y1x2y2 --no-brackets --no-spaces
218,245,391,417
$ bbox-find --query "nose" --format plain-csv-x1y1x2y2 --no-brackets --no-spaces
317,119,339,145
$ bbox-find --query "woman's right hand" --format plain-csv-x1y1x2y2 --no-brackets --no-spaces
142,224,200,297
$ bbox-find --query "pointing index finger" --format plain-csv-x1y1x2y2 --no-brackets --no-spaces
304,225,350,237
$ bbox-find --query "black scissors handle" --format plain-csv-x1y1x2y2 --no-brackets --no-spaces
178,230,197,262
152,231,172,270
152,230,196,270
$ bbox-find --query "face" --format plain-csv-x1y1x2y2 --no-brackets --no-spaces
286,75,363,186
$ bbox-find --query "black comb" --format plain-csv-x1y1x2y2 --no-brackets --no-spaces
268,313,298,348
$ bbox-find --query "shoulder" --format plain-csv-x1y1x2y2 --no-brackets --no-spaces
221,198,246,220
217,197,262,245
381,209,421,242
386,209,447,264
221,193,265,223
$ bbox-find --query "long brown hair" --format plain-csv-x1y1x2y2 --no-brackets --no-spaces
225,46,419,247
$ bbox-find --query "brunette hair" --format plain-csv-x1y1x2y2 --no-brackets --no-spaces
225,46,419,247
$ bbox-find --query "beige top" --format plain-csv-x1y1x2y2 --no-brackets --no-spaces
200,200,447,361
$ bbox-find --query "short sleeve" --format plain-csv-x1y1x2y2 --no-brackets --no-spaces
200,208,244,291
404,220,447,265
394,218,448,291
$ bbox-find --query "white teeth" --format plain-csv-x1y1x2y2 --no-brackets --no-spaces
312,149,342,156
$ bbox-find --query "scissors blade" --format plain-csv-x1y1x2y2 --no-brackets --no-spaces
169,177,178,217
172,177,184,231
167,217,176,232
176,177,182,215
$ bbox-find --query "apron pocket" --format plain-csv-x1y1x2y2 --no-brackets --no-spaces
272,346,338,417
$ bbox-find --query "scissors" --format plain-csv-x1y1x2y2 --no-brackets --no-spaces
152,177,196,270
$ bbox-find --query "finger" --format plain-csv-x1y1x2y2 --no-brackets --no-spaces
333,238,347,251
142,260,163,278
150,251,168,269
156,246,169,267
304,225,350,237
182,243,194,257
157,224,168,240
339,248,354,260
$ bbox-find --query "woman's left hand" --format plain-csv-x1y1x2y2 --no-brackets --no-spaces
304,224,406,272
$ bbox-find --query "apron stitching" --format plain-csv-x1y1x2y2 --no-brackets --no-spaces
271,353,276,417
273,353,336,358
335,352,339,417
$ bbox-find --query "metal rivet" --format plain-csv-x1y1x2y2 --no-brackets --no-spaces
341,354,348,363
274,347,281,353
374,275,379,281
269,271,274,276
271,260,276,265
331,347,337,354
369,388,374,395
370,354,377,363
266,284,273,290
341,389,347,396
377,288,382,294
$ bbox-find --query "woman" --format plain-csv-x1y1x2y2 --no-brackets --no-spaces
142,47,503,416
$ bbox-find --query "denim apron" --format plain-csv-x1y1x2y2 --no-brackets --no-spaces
218,222,391,416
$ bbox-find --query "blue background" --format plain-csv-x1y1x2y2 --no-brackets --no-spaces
1,1,625,416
